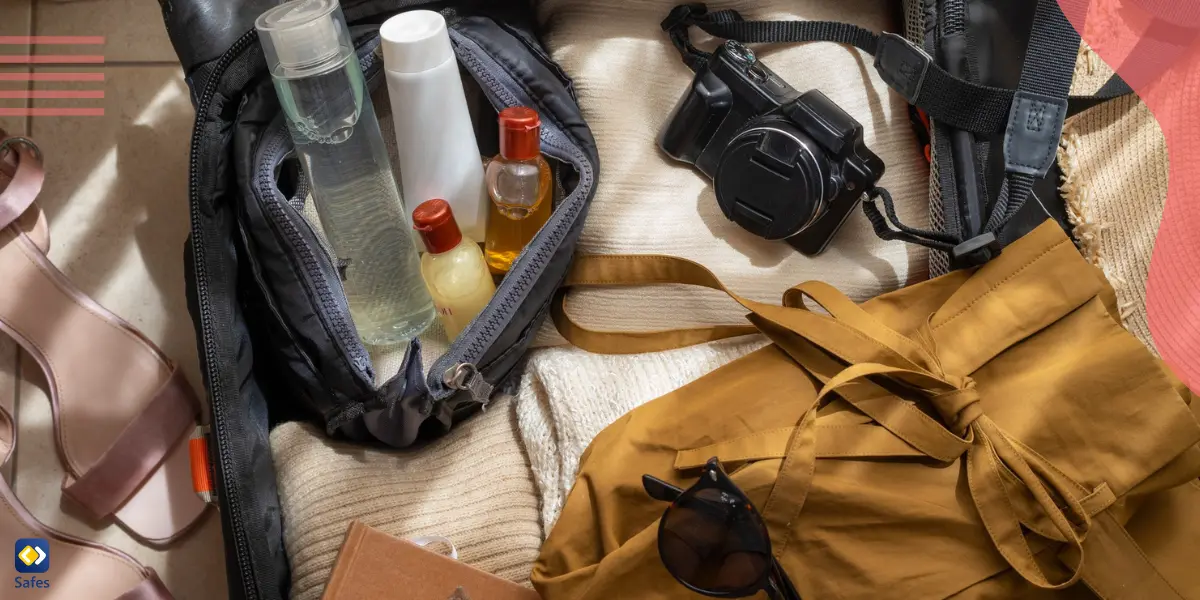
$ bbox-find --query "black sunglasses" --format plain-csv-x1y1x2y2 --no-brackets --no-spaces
643,458,803,600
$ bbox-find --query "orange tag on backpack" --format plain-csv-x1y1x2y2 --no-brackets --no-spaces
189,433,214,504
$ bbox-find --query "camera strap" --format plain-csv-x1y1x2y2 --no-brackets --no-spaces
661,3,1128,137
661,2,1129,265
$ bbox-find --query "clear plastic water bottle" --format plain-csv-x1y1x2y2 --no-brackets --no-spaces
257,0,435,346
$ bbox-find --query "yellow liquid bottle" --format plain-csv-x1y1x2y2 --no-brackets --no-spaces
413,199,496,339
484,107,553,275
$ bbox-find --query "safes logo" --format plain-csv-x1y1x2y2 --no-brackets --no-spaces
13,538,50,590
14,539,47,574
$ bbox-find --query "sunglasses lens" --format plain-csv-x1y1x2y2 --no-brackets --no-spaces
659,487,772,594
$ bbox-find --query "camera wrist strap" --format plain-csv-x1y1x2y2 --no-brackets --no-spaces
662,2,1109,265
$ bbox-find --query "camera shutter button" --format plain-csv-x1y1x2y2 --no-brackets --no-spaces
723,41,756,66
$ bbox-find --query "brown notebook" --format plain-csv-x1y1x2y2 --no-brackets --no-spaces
321,521,542,600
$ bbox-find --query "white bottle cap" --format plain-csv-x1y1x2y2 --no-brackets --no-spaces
379,10,455,74
256,0,353,77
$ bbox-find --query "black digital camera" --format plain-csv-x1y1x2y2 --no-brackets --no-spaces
660,41,886,255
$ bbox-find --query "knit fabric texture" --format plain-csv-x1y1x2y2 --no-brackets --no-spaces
270,395,542,600
515,336,768,529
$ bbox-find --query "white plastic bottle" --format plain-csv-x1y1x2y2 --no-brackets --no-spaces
379,10,488,243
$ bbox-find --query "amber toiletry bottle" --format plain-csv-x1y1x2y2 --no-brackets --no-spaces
413,199,496,339
484,106,553,274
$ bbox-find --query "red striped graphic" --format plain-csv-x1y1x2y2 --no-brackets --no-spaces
0,73,104,82
0,108,105,117
0,55,105,64
0,36,105,45
0,90,104,99
0,36,105,117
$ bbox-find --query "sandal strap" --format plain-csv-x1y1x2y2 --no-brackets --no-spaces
116,569,175,600
63,366,200,520
0,136,45,232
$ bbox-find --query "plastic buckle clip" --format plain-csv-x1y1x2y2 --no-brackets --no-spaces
661,3,708,32
874,32,931,105
951,232,1001,268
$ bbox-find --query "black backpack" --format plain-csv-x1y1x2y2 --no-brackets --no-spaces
160,1,596,596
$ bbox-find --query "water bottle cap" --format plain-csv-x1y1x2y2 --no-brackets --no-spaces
412,199,463,254
379,10,455,74
256,0,352,77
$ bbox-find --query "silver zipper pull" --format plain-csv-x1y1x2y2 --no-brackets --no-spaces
443,363,494,410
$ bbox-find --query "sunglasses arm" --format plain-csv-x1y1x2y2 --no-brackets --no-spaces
642,474,685,502
770,558,803,600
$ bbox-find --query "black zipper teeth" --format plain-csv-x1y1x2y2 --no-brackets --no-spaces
428,34,594,398
255,125,372,378
943,0,966,35
186,29,261,600
189,33,387,600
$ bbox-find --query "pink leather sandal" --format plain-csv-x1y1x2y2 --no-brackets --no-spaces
0,391,176,599
0,131,208,545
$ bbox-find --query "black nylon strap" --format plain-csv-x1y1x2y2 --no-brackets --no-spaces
862,187,957,252
982,0,1081,240
1018,0,1084,99
1096,74,1135,97
662,4,1129,136
1066,74,1134,115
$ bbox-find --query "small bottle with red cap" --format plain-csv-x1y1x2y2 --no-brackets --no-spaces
412,198,496,339
484,106,554,274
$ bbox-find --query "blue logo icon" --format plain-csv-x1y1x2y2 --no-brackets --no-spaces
14,539,48,574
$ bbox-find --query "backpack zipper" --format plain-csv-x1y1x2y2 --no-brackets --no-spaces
187,28,263,600
429,29,595,403
255,118,375,380
194,33,384,600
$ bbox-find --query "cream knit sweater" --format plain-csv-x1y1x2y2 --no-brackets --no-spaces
515,337,768,529
270,395,541,600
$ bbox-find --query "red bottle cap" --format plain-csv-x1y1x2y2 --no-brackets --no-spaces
412,199,462,254
498,106,541,160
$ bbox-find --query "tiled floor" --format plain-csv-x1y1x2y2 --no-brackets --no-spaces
1,1,228,598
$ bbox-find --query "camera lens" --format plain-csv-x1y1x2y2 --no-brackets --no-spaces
712,117,831,242
724,41,756,67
